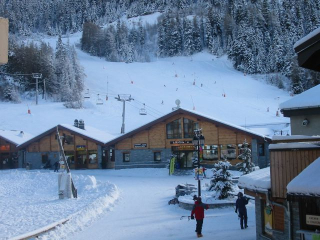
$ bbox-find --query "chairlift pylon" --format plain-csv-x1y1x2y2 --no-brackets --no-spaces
139,103,147,115
84,89,90,99
96,94,103,105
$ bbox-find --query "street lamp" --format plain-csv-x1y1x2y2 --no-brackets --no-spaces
193,129,205,197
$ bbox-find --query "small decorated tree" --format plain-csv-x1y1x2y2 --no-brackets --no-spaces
236,140,255,174
208,159,233,199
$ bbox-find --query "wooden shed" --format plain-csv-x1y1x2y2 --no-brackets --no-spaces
106,108,271,169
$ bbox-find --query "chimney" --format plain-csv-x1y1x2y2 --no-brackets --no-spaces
79,119,85,130
74,119,79,128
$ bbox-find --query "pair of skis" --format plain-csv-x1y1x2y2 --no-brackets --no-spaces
180,215,219,220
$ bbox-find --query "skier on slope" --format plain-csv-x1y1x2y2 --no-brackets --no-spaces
235,192,249,229
191,197,209,238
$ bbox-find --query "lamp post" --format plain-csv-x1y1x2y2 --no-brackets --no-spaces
193,129,205,197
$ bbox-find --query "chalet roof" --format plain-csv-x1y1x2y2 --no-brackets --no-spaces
238,167,271,192
269,142,320,150
287,157,320,197
105,108,271,146
294,27,320,71
17,124,116,149
279,84,320,111
0,129,33,145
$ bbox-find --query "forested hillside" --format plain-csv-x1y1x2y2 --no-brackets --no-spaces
0,0,320,104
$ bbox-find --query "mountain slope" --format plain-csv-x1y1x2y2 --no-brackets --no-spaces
0,32,291,138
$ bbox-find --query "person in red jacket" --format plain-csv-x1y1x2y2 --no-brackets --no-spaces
191,197,209,238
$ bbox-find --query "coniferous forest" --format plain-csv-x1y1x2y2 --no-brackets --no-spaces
0,0,320,105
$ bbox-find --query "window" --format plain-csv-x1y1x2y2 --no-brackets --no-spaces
123,153,130,162
154,152,161,161
0,144,10,151
203,145,219,160
258,143,265,156
183,118,199,138
220,144,237,160
166,119,182,139
65,151,75,165
88,150,97,164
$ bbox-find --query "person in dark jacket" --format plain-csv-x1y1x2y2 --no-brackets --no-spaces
54,161,59,172
235,192,249,229
191,197,209,238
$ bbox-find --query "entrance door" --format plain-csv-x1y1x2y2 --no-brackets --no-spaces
177,151,194,168
76,150,87,169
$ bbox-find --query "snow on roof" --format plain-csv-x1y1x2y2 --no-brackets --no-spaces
269,142,320,150
60,124,117,143
183,108,270,139
0,129,33,145
287,157,320,196
238,167,271,192
272,135,320,141
279,84,320,110
294,27,320,49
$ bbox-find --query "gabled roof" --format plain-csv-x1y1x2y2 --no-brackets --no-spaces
294,27,320,72
18,124,116,149
279,84,320,112
0,129,33,146
287,157,320,197
106,108,271,146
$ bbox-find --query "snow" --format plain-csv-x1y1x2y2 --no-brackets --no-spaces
279,84,320,110
238,167,271,192
1,168,256,240
287,157,320,196
0,129,33,145
59,124,117,143
294,27,320,49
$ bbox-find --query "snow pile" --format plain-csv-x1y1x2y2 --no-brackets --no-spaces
287,157,320,196
238,167,270,191
0,170,119,239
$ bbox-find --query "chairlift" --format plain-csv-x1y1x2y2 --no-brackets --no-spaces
84,89,90,99
96,94,103,105
139,103,147,115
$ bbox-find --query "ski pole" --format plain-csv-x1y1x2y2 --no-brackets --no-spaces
180,216,191,220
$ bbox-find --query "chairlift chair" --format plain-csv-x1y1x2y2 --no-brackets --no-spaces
84,89,90,99
139,103,147,115
96,94,103,105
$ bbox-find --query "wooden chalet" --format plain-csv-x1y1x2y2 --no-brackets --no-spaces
240,29,320,239
17,122,115,170
105,108,271,169
0,130,33,169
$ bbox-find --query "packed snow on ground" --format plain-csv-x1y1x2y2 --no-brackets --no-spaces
1,168,256,240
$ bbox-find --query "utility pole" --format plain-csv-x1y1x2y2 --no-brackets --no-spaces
32,73,42,105
115,94,134,134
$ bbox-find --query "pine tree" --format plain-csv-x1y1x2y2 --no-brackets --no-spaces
208,159,233,200
236,140,255,175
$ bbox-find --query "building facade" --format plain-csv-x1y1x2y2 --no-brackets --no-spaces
0,130,33,169
17,123,115,170
106,108,271,169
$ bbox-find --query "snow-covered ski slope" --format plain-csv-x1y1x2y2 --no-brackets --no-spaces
0,13,291,137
